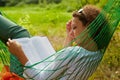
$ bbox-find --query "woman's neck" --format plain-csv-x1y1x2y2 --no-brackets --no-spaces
78,38,98,51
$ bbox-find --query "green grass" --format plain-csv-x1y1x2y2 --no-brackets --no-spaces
0,5,120,80
0,5,72,50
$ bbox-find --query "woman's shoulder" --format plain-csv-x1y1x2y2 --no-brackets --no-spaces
64,46,100,52
58,46,103,58
63,46,102,56
68,46,103,61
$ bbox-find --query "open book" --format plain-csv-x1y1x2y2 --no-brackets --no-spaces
14,36,56,68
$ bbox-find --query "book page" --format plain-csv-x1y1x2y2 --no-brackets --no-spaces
14,36,56,68
31,36,55,60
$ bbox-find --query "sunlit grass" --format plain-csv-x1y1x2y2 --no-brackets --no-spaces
0,5,120,80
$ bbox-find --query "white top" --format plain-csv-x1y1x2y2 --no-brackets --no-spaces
23,46,103,80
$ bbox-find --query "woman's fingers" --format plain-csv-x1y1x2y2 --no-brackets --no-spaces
8,38,12,42
7,38,19,55
66,20,72,33
7,38,18,46
7,38,13,45
7,38,17,49
6,41,10,47
6,38,12,46
66,20,72,29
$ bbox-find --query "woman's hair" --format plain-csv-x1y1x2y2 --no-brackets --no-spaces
72,5,110,49
72,5,101,26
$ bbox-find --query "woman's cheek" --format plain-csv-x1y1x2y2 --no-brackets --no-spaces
70,31,75,39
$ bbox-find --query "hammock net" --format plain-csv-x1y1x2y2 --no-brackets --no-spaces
0,0,120,79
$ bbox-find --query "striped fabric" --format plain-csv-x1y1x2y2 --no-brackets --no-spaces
24,46,103,80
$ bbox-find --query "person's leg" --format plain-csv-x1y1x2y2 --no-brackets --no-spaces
0,15,30,43
0,15,30,76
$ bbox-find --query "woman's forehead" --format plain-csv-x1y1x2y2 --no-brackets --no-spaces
72,17,81,23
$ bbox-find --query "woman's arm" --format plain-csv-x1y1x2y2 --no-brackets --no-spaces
7,38,28,65
7,39,71,79
23,60,68,80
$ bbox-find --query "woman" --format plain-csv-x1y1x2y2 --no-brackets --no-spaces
7,5,104,80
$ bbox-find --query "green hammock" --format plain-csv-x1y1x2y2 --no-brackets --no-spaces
0,0,120,79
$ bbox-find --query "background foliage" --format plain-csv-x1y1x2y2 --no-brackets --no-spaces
0,0,120,80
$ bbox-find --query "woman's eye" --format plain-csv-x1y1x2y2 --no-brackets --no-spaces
73,26,77,29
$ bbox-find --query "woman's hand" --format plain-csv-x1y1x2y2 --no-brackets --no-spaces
7,38,28,65
66,20,75,40
64,20,75,46
7,38,22,56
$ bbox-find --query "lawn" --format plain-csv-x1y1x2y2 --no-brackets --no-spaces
0,5,120,80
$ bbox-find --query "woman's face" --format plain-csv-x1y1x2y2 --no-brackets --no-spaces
71,17,86,39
